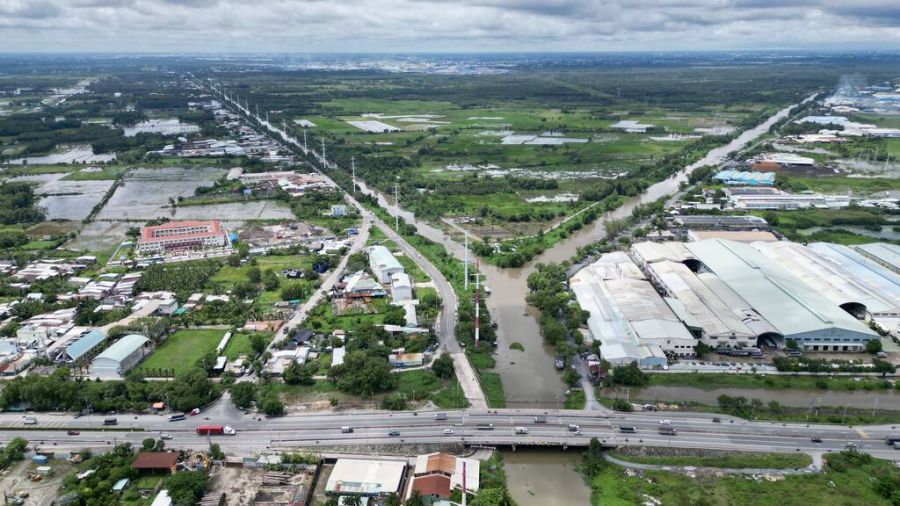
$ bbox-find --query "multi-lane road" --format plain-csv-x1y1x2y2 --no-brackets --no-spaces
2,408,898,463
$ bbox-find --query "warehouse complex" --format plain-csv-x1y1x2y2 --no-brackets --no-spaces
573,238,894,366
570,251,697,366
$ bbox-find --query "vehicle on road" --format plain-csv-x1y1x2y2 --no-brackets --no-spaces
619,426,637,433
811,437,823,443
885,436,900,446
341,426,354,433
433,413,447,420
67,430,79,436
443,429,454,435
533,416,546,423
161,433,172,440
190,408,201,416
197,425,235,435
168,413,186,422
568,424,580,432
659,426,677,436
659,420,671,426
477,424,494,430
103,418,118,426
389,431,400,437
515,427,528,435
23,416,37,425
574,430,583,436
712,417,721,423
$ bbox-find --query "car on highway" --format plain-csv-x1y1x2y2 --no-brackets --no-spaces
67,430,80,436
811,437,823,443
388,431,400,437
161,433,173,440
533,416,546,423
712,417,721,423
190,408,201,416
477,424,494,430
568,424,580,432
443,429,454,435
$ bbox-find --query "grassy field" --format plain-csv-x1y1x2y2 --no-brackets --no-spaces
647,373,894,391
608,449,812,469
395,369,470,409
222,332,272,360
138,329,225,376
210,254,314,284
589,451,898,506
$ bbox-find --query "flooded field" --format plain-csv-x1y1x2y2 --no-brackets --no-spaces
9,173,113,220
95,166,224,220
6,144,116,164
502,449,591,506
169,201,294,220
65,220,133,252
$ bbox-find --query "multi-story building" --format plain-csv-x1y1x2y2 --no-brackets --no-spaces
136,220,230,256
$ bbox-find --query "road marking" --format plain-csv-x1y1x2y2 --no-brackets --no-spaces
855,428,869,439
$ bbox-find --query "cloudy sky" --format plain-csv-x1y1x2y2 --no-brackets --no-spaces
1,0,898,52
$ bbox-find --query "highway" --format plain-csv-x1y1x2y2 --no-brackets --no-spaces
2,408,898,462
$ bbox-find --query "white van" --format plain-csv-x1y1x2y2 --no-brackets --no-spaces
515,427,528,435
341,426,353,433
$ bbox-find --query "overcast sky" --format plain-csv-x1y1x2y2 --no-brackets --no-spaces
1,0,898,53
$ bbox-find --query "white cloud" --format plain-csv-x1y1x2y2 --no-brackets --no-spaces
0,0,897,51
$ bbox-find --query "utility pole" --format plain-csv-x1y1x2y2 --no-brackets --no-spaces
464,230,469,291
474,258,480,345
321,138,326,168
303,129,308,152
351,156,357,194
394,182,400,230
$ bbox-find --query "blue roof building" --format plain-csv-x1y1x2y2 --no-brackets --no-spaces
712,170,775,186
65,330,106,362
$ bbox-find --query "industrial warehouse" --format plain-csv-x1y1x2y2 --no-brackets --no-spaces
571,238,898,366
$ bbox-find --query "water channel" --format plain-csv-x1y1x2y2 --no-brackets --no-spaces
500,449,591,506
235,91,853,506
359,96,815,409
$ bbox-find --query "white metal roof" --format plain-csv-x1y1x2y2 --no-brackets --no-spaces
326,459,405,495
854,242,900,274
368,245,403,272
684,239,876,339
94,334,148,364
755,241,899,315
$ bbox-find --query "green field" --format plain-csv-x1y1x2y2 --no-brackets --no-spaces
210,254,314,284
223,332,272,360
608,449,812,469
588,451,899,506
647,373,893,391
138,329,226,376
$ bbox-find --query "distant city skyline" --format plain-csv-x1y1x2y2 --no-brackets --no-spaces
0,0,898,53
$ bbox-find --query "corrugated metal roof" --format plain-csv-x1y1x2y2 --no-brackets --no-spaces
65,330,105,361
756,241,899,315
854,242,900,274
684,239,876,339
368,245,403,272
95,334,148,363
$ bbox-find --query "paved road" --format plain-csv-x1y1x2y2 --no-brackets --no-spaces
206,83,486,408
2,408,898,462
271,216,371,344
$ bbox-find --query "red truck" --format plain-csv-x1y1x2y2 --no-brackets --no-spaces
196,425,236,436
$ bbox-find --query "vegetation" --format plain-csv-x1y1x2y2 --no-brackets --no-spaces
583,449,900,506
607,450,811,470
647,372,893,391
0,367,220,413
